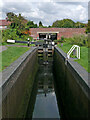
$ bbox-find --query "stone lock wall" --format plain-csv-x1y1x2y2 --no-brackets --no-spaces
53,47,90,120
2,48,38,118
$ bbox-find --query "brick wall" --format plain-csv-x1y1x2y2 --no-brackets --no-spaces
30,28,86,40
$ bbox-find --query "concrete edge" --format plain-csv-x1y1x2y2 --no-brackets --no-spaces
1,47,38,102
0,47,37,88
55,46,67,61
55,46,90,99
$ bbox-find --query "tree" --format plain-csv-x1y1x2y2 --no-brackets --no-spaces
75,22,86,28
27,21,38,28
63,21,74,28
39,21,43,27
52,19,75,28
7,12,26,30
48,25,52,28
4,12,32,40
86,20,90,33
52,19,87,28
6,12,15,21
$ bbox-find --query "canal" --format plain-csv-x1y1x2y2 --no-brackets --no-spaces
1,41,89,119
26,49,61,119
25,45,89,119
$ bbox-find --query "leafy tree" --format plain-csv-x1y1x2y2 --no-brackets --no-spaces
52,19,75,28
75,22,86,28
86,20,90,33
27,21,38,28
2,12,32,42
52,19,86,28
39,21,43,27
7,12,27,34
63,21,74,28
6,12,15,21
48,25,52,28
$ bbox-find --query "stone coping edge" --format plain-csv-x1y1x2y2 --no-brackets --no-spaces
0,47,37,88
55,46,90,99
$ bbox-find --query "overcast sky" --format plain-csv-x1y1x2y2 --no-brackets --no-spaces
0,0,89,26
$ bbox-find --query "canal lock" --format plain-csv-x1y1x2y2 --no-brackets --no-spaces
26,40,90,120
26,41,61,119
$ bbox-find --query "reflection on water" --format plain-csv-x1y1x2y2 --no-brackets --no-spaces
26,52,60,118
33,60,60,118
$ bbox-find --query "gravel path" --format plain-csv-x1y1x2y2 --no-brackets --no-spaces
0,45,31,53
0,46,7,53
6,45,28,47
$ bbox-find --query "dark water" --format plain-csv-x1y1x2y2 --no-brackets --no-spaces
25,49,90,119
26,52,60,119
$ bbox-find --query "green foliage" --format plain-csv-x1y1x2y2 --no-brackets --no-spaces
75,22,86,28
54,40,60,44
52,19,87,28
27,21,38,28
2,29,32,43
57,42,72,53
6,12,15,21
57,42,88,72
68,34,88,47
52,19,75,28
0,30,2,43
86,20,90,33
88,33,90,48
62,34,88,47
61,36,64,42
48,25,52,28
39,21,43,27
0,47,30,71
7,12,26,31
2,12,32,43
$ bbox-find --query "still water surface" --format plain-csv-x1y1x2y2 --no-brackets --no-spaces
26,53,60,118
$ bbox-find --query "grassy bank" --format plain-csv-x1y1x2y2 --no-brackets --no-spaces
57,42,88,72
0,46,30,71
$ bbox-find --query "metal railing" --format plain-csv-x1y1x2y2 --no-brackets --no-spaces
67,45,80,59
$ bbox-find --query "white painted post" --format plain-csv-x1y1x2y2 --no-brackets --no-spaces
46,34,48,39
79,47,80,59
77,47,78,58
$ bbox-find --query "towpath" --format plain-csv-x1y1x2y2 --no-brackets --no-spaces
0,46,7,53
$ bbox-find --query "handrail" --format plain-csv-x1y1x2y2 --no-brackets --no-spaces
67,45,80,59
67,46,75,55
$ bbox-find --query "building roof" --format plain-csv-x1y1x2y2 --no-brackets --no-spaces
0,20,11,26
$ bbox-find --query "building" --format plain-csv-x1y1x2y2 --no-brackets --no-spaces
0,20,11,29
30,28,86,40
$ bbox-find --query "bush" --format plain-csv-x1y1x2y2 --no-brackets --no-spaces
61,36,64,42
54,40,60,44
69,34,88,47
2,29,32,43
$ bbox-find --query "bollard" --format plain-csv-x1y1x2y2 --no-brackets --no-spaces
27,38,30,47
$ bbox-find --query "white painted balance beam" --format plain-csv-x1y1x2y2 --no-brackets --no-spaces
7,40,16,43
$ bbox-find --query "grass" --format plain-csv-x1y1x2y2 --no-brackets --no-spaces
0,46,30,71
57,42,88,72
57,42,72,53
